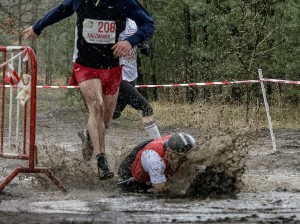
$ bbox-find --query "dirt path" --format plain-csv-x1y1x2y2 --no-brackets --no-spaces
1,102,300,223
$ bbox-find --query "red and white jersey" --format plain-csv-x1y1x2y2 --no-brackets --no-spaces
132,136,176,184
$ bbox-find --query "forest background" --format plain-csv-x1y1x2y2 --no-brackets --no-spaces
0,0,300,108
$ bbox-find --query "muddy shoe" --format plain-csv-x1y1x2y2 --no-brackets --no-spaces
97,153,114,181
99,169,115,180
78,129,93,161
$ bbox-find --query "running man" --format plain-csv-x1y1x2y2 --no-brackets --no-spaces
114,18,161,140
75,18,160,162
23,0,155,180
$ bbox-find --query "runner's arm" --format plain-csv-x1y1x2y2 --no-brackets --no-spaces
118,0,155,47
141,150,168,193
31,0,77,36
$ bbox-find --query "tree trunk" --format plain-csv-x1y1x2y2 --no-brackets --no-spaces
183,4,198,103
137,54,149,100
45,34,52,85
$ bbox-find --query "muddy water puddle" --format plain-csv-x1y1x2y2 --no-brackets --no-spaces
0,191,300,223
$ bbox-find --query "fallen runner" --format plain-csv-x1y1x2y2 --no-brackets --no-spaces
117,132,196,193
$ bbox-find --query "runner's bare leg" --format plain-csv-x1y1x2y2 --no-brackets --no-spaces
79,79,105,156
103,90,119,129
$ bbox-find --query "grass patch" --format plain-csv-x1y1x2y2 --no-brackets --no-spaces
87,97,300,133
3,88,300,133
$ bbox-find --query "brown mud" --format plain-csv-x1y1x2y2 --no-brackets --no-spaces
1,102,300,223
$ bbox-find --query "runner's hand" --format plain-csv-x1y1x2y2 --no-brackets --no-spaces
23,26,38,40
112,40,132,58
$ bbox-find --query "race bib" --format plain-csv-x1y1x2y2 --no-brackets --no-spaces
82,19,116,44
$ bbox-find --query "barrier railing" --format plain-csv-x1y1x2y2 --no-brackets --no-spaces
0,46,66,192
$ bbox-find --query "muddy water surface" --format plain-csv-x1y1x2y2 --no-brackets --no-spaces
1,191,300,223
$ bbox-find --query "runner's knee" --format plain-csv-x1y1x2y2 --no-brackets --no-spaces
142,105,154,117
89,99,103,115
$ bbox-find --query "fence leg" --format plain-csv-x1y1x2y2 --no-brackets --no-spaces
0,167,22,191
258,69,277,153
0,167,67,192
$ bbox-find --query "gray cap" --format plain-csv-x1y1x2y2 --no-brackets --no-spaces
164,132,196,154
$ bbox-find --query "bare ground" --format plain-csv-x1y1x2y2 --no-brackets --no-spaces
1,95,300,223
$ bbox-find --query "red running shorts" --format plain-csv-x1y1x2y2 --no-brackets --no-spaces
70,62,122,95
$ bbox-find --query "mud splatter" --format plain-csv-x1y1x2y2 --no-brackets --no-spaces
167,128,250,198
34,144,118,191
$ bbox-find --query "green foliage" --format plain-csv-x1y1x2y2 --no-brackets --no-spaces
139,0,300,102
1,0,299,103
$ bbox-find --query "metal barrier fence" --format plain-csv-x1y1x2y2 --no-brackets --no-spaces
0,46,66,192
